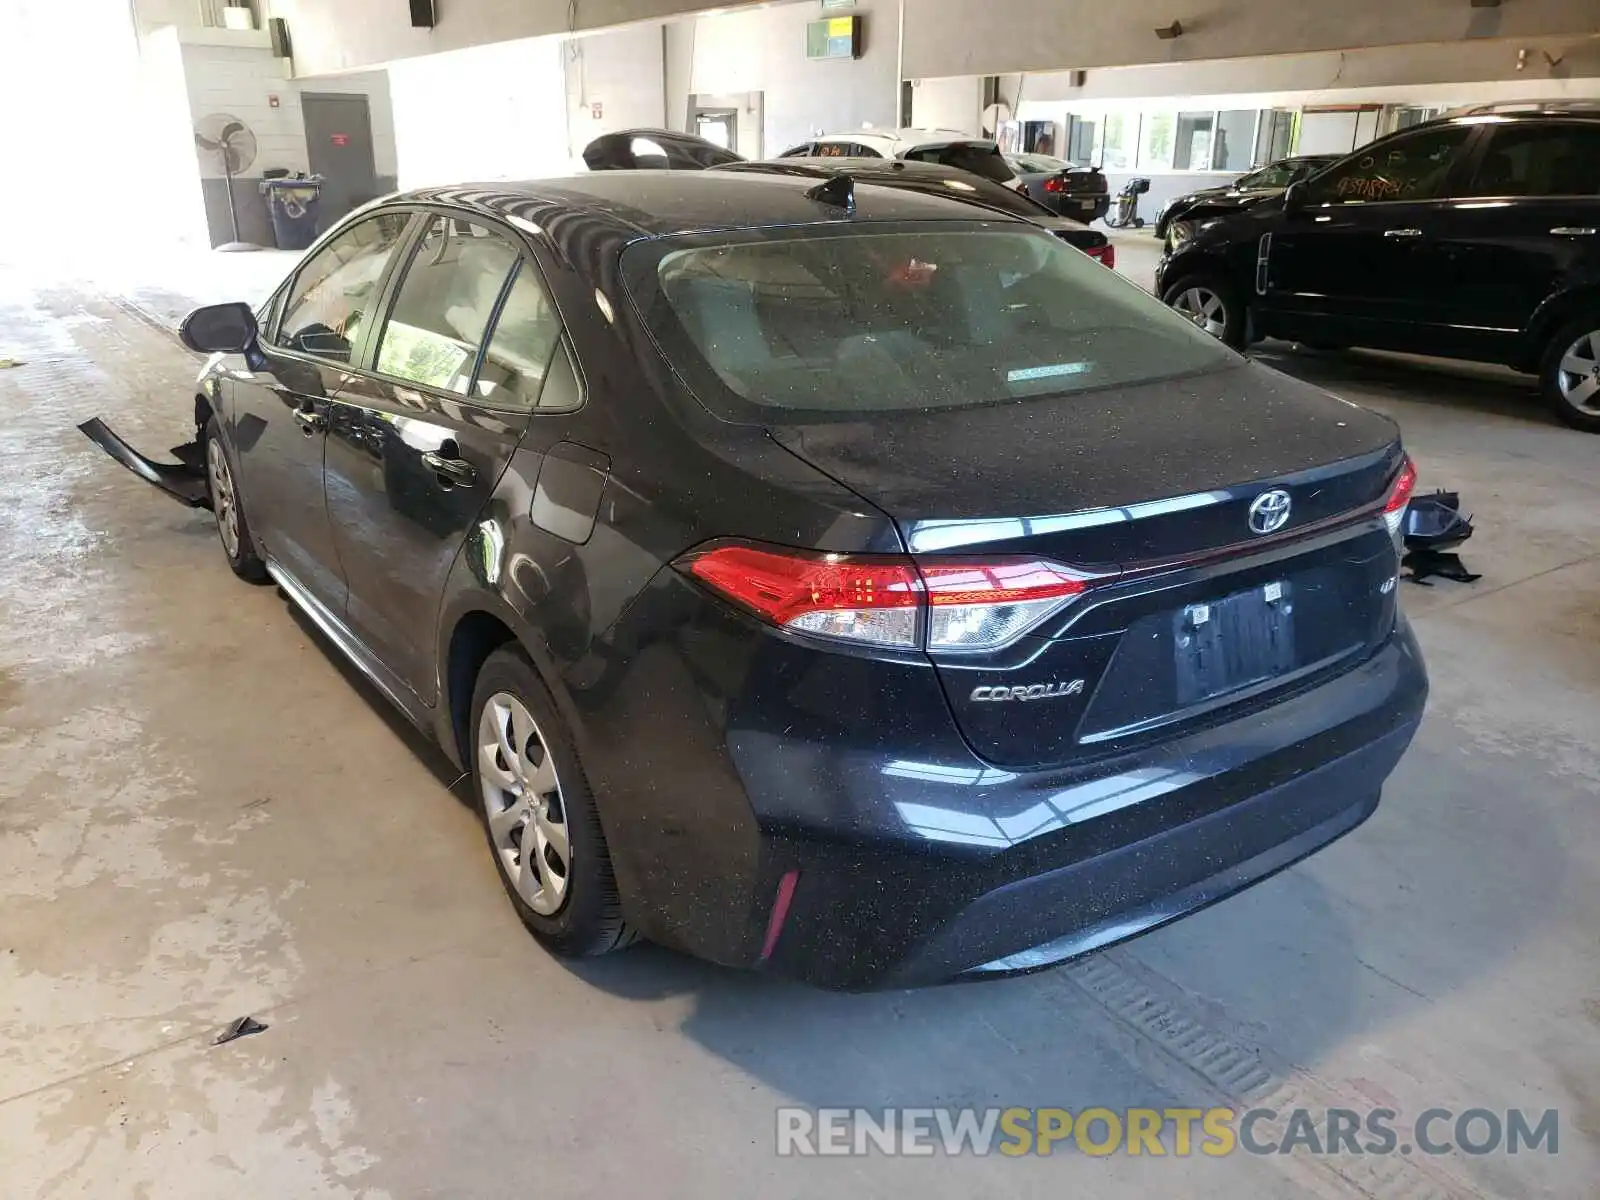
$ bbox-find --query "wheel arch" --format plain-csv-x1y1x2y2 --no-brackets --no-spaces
1525,286,1600,373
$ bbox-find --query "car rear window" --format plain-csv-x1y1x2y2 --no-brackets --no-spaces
902,143,1016,183
624,225,1238,421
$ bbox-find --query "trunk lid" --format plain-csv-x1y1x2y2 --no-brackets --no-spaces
768,361,1405,769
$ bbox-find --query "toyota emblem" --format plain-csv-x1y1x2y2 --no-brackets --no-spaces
1247,489,1293,535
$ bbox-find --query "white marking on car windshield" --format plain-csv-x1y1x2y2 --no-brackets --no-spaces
1007,362,1093,382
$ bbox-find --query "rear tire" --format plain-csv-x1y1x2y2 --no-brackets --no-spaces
203,416,267,582
469,645,636,957
1540,315,1600,433
1162,273,1247,349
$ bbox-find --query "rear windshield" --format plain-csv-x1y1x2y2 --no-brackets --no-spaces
902,143,1016,183
624,224,1238,421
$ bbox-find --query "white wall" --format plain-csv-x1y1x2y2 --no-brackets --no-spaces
387,37,570,187
564,23,667,149
691,1,898,154
1297,110,1363,157
137,28,212,245
910,76,981,135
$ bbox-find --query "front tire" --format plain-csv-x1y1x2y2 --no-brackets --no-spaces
203,415,267,582
1541,316,1600,433
470,646,635,957
1162,273,1247,349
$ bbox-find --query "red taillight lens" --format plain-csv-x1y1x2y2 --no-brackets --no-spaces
681,544,1102,652
1086,243,1116,269
1383,456,1417,542
685,545,923,648
1043,176,1064,193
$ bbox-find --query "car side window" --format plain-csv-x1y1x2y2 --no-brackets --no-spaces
778,142,816,158
372,215,520,395
1304,127,1473,204
275,212,411,361
1463,125,1600,198
471,262,566,411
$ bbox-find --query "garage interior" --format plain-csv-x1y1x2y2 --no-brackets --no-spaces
1,0,1598,1196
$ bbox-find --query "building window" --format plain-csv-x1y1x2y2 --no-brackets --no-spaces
1212,110,1256,171
1172,112,1214,170
1139,112,1174,169
1100,111,1136,170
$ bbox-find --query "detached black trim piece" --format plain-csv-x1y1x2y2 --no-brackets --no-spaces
77,418,209,507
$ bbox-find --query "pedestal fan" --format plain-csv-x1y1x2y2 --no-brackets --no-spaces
194,113,261,252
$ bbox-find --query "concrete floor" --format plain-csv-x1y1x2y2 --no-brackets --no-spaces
1,249,1598,1200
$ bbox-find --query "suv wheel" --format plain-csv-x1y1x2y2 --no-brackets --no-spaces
1162,274,1246,348
204,416,267,582
470,646,635,957
1543,318,1600,432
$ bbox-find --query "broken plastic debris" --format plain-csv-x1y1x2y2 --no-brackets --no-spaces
0,359,25,369
214,1015,269,1045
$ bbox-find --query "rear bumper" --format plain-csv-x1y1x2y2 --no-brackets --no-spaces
746,621,1425,989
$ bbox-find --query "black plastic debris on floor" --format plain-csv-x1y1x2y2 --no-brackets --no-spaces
1402,490,1481,586
214,1015,269,1045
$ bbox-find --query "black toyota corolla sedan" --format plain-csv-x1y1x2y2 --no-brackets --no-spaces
83,170,1427,989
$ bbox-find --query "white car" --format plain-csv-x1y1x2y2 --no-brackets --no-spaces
777,128,1025,190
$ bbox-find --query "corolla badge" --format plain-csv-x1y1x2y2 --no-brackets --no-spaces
970,680,1085,703
1247,489,1293,535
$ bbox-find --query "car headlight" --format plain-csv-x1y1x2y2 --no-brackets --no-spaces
1166,220,1198,250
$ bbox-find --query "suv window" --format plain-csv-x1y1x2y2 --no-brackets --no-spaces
276,212,411,361
1464,124,1600,197
1304,126,1473,204
472,262,566,410
373,215,520,394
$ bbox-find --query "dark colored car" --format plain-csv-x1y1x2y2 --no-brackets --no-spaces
1156,108,1600,430
714,156,1115,266
84,171,1426,989
1006,152,1112,223
582,128,744,171
1153,154,1341,240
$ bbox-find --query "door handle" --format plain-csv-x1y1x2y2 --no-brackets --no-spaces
292,406,325,434
1383,228,1424,240
1550,227,1597,237
422,450,477,487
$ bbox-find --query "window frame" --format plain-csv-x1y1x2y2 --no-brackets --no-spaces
267,208,421,363
336,204,582,417
1456,119,1600,200
1298,123,1485,208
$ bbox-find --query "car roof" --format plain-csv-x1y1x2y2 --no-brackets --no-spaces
387,169,1017,242
814,127,990,151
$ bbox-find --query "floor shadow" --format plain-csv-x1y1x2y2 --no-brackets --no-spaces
1254,342,1552,426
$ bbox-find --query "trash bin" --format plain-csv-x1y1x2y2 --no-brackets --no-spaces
260,178,323,250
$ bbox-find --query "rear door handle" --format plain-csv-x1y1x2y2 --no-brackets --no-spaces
1551,226,1597,237
292,406,324,434
422,450,477,487
1383,228,1424,240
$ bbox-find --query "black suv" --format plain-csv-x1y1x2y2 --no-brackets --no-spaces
1155,107,1600,430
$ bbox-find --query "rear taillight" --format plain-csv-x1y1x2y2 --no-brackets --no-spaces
1043,176,1064,193
1085,243,1116,269
685,545,922,648
921,560,1093,651
680,544,1103,652
1383,456,1417,544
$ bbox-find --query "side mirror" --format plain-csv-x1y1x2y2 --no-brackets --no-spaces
179,302,258,354
1282,181,1308,212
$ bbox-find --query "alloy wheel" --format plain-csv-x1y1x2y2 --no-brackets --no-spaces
1172,286,1228,338
1556,329,1600,414
206,438,240,558
478,692,571,916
